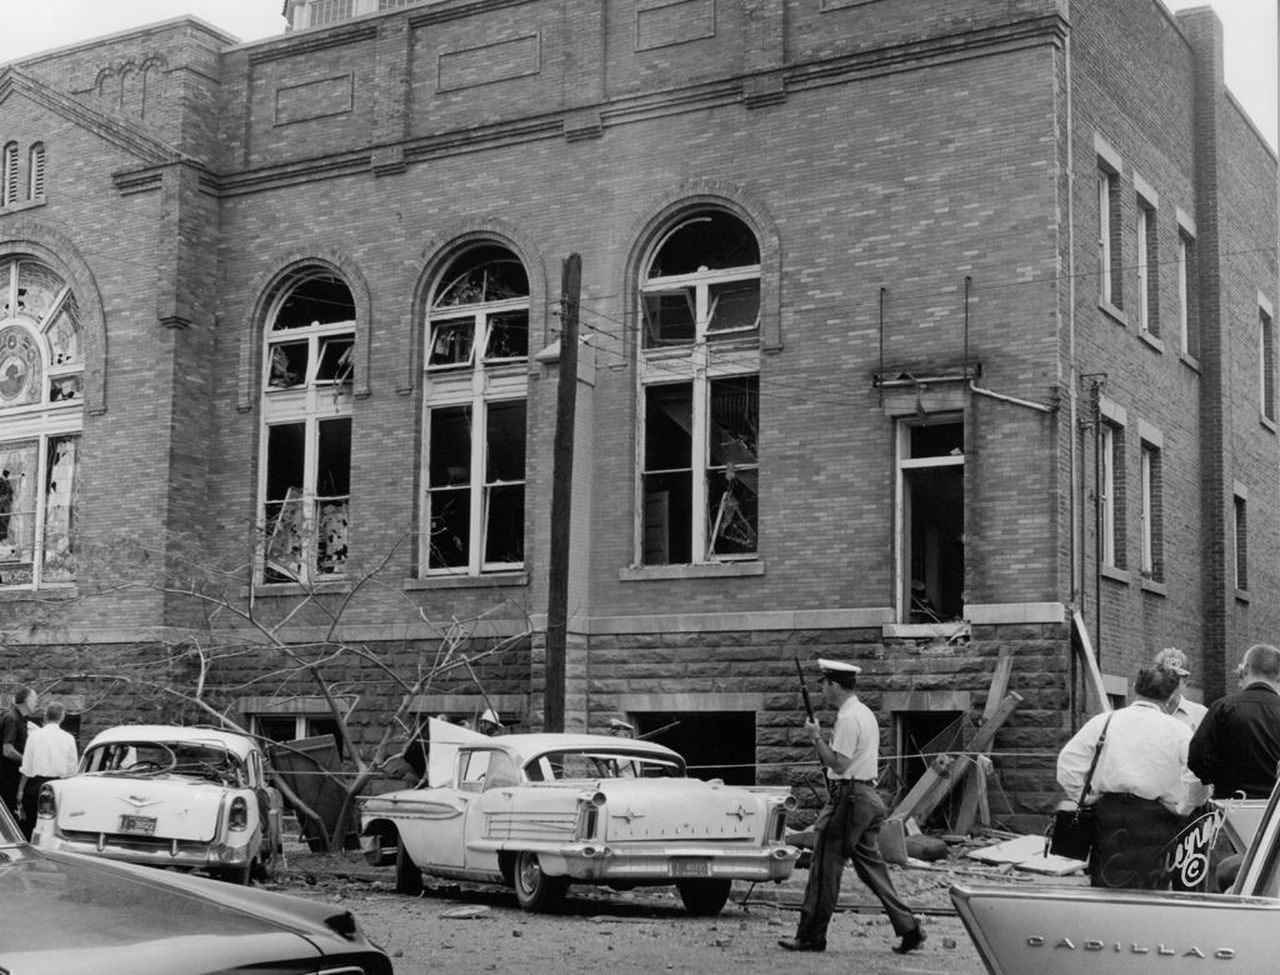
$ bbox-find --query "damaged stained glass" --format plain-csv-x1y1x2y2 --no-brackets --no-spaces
434,245,528,307
272,274,354,331
428,405,472,569
643,384,694,565
706,377,759,557
41,435,78,582
483,400,526,566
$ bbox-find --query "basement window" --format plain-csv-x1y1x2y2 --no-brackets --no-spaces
638,209,761,566
258,269,355,584
421,244,529,576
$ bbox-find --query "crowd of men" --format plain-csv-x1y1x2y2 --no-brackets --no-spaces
1057,643,1280,891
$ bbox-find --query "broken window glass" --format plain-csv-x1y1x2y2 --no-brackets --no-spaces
643,384,693,565
642,290,696,346
42,435,77,582
706,377,758,557
646,213,760,277
316,336,354,384
484,311,528,361
909,422,964,459
434,245,529,307
428,320,474,369
272,274,354,330
707,280,760,337
47,295,81,368
428,406,473,570
0,441,37,567
483,401,526,566
16,261,65,325
49,376,81,402
268,341,308,388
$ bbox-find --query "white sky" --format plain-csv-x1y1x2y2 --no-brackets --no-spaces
0,0,1276,150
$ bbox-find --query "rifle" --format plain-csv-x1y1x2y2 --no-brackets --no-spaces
795,657,815,722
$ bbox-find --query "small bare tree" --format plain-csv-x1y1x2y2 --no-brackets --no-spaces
1,528,535,853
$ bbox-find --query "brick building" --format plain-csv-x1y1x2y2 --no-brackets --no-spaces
0,0,1275,823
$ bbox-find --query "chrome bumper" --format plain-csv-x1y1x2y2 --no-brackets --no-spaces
549,843,798,882
32,829,252,870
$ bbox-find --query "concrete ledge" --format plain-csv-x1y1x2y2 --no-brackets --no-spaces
963,602,1066,624
619,561,765,582
587,607,894,634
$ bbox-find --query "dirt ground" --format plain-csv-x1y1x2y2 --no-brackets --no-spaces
264,839,1062,974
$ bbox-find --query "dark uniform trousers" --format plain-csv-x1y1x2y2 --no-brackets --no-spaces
795,780,917,947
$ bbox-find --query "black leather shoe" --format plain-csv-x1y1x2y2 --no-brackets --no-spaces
777,938,826,952
892,927,926,955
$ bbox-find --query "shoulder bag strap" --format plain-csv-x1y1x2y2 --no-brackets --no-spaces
1077,712,1114,806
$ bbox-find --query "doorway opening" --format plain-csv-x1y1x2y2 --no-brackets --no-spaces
898,417,964,622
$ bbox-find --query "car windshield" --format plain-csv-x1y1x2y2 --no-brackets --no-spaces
525,750,684,782
84,741,248,787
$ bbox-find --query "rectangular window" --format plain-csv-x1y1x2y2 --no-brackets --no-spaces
1100,421,1124,568
1261,307,1275,421
1234,494,1248,592
1098,165,1122,309
309,0,354,26
0,435,79,587
1140,441,1162,580
1178,230,1197,356
1136,198,1159,335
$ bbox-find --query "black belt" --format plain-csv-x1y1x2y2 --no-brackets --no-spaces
828,779,875,792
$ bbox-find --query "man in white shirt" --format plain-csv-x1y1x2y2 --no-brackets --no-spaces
16,701,78,840
778,659,924,956
1058,667,1207,888
1155,647,1208,731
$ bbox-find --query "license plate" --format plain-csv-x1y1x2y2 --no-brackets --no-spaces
119,814,157,835
671,858,709,877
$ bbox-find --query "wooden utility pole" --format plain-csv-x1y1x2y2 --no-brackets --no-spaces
544,253,580,732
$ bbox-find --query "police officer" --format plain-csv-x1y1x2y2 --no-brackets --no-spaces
778,659,925,955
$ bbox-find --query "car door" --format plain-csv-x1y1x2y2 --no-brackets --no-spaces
463,750,519,872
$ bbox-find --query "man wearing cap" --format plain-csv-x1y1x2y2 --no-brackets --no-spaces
1154,647,1208,731
477,709,504,737
778,659,925,956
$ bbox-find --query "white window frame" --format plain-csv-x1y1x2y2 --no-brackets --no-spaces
1178,231,1192,355
1101,422,1117,567
636,217,761,566
257,278,355,585
0,258,84,590
1098,169,1115,307
1260,302,1275,422
1140,442,1156,576
893,416,964,622
1136,200,1153,333
420,249,529,577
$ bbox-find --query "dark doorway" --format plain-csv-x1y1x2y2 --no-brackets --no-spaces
633,711,756,785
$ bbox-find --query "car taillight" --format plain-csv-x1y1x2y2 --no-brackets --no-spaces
576,791,605,840
229,796,248,831
37,784,56,819
771,808,787,842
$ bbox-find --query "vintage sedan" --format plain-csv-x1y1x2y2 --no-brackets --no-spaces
359,731,798,915
0,804,393,975
31,724,281,884
951,783,1280,974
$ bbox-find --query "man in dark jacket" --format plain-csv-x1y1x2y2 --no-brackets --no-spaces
1188,643,1280,800
1,686,37,819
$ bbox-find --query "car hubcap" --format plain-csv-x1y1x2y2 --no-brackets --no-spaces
520,856,540,891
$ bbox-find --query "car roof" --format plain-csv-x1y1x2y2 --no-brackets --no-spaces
469,733,681,762
85,724,256,758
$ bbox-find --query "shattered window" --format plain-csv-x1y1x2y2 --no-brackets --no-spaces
0,256,83,588
258,268,355,584
637,210,761,565
422,244,529,576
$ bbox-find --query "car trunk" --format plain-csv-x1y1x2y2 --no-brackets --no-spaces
595,779,766,843
54,775,226,841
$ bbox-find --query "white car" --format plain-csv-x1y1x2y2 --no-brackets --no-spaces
359,731,797,915
31,725,282,884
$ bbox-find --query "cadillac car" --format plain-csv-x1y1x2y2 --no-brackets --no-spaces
951,784,1280,974
31,724,281,884
0,802,393,975
359,731,798,915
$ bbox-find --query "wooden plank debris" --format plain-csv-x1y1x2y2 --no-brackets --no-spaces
1071,609,1113,713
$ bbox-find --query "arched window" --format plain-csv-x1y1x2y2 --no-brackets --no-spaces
1,143,17,208
258,269,355,584
637,209,760,565
0,257,84,587
422,243,529,575
28,143,45,200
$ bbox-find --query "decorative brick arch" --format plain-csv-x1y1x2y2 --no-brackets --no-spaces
402,216,549,394
236,248,373,412
0,220,109,414
622,179,783,356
